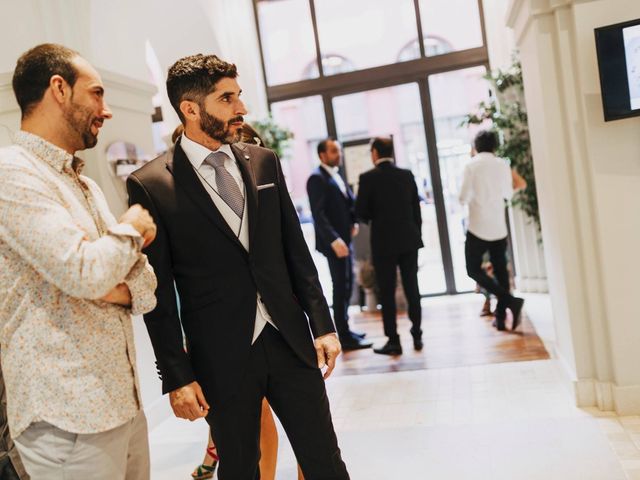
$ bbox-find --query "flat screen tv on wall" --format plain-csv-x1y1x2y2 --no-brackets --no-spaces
595,18,640,121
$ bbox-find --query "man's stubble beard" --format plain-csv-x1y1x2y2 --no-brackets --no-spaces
62,95,98,150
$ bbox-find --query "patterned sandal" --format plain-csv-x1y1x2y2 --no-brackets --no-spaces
191,445,219,480
191,462,217,480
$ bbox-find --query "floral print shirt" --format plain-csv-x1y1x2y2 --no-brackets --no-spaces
0,131,157,438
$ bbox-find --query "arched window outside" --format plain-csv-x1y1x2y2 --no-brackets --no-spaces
303,54,356,79
397,36,454,62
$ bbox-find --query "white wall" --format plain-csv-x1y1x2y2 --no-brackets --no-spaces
507,0,640,413
0,0,269,423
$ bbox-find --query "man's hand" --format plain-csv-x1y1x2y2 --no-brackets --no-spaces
169,381,210,421
119,204,157,248
100,283,132,307
351,223,359,238
315,333,342,379
330,238,349,258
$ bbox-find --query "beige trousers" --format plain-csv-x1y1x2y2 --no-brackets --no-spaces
13,410,149,480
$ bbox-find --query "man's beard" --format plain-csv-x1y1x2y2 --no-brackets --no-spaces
199,108,243,144
63,97,98,150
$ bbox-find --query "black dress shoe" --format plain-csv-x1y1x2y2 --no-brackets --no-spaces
509,297,525,331
410,328,423,351
341,337,373,351
373,340,403,355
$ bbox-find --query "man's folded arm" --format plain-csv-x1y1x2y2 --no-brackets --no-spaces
0,163,141,299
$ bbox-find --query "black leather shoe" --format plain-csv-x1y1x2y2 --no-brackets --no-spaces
373,340,403,356
341,337,373,351
410,328,423,351
509,297,525,331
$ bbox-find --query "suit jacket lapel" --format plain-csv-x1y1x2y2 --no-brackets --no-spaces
231,143,258,248
166,141,246,252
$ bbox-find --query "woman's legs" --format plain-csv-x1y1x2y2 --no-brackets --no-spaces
259,399,278,480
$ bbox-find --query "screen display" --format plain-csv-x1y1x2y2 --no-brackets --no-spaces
623,25,640,110
595,18,640,121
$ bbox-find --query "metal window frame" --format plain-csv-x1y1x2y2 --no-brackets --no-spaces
253,0,490,294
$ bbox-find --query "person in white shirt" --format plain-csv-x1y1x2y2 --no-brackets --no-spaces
459,130,527,331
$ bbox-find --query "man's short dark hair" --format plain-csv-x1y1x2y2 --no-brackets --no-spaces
166,54,238,123
370,137,394,158
474,130,499,153
317,138,337,156
12,43,80,118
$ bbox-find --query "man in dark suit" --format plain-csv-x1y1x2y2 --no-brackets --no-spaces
127,54,349,480
355,137,424,356
307,139,372,351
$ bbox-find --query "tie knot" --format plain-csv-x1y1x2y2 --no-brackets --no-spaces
205,151,228,169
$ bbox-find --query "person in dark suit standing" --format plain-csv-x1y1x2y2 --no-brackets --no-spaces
355,137,424,355
127,54,349,480
307,139,372,351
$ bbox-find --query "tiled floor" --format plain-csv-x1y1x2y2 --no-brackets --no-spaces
148,295,638,479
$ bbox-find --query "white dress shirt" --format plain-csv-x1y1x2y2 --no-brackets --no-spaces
320,163,348,197
180,133,276,343
459,152,513,241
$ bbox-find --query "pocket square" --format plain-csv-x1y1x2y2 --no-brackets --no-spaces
257,183,276,190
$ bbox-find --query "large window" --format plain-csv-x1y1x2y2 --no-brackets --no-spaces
314,0,420,73
256,0,319,85
254,0,490,295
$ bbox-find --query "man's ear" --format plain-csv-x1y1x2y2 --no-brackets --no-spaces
180,100,199,122
49,74,71,104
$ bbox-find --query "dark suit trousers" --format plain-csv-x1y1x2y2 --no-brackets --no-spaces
207,325,349,480
326,250,354,339
464,231,513,316
373,250,422,341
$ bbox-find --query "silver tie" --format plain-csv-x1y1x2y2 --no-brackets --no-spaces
204,151,244,219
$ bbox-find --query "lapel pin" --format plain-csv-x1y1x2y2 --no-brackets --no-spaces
244,154,250,159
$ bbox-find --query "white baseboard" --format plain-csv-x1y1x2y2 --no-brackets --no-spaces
612,384,640,415
572,378,640,415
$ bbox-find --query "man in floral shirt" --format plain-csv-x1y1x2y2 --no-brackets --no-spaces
0,44,157,480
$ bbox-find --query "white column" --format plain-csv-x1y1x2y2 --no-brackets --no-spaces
507,0,640,414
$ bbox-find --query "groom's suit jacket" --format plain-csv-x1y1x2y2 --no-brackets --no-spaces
127,140,334,406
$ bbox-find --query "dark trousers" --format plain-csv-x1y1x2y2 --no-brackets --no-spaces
465,231,513,316
326,251,354,339
207,325,349,480
372,249,422,341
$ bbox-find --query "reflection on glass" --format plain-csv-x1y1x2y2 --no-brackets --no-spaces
428,66,490,292
314,0,420,74
419,0,483,56
270,96,327,206
333,84,447,295
257,0,318,85
270,95,331,300
303,54,356,79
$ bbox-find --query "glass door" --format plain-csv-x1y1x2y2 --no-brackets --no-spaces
428,66,491,292
332,83,447,295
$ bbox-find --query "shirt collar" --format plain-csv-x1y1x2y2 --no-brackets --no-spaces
13,130,84,174
320,163,339,176
474,152,496,160
375,157,393,166
180,132,235,170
